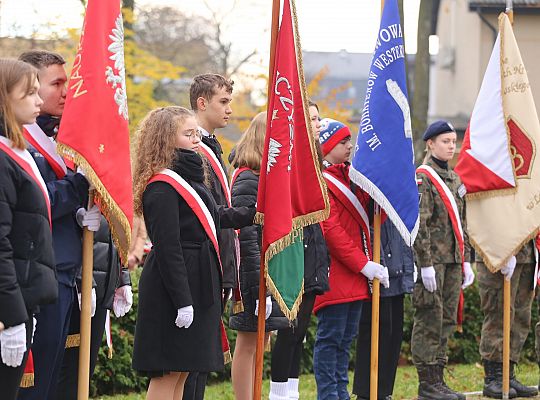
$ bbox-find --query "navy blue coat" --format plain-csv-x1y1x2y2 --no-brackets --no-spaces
379,219,415,297
28,145,89,287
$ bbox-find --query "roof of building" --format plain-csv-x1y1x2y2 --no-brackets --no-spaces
469,0,540,12
302,50,373,80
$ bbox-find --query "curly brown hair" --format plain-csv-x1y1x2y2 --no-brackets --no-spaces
132,106,195,215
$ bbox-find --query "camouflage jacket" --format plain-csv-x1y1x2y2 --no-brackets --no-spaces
414,158,471,267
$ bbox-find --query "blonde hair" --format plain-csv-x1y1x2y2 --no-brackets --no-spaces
230,111,266,172
422,147,432,164
0,58,38,149
132,106,195,215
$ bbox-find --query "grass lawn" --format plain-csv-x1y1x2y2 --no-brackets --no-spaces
93,363,540,399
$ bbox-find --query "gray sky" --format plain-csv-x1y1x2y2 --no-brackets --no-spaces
1,0,421,56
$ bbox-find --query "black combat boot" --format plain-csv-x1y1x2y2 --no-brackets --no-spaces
509,362,538,397
435,361,466,400
482,360,517,399
416,364,458,400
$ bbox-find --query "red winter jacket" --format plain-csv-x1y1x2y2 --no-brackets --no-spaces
313,163,371,313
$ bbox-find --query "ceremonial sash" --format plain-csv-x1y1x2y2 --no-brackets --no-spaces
199,141,231,207
148,169,222,273
323,171,371,258
229,167,252,314
0,137,51,228
148,169,231,363
23,123,67,179
417,164,466,330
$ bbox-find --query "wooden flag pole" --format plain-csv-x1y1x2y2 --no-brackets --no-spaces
502,6,512,399
78,190,95,400
369,4,384,400
370,207,382,400
253,1,280,399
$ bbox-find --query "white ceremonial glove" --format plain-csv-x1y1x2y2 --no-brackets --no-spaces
255,296,272,320
413,263,418,283
78,287,97,317
113,286,133,318
76,205,101,232
421,266,437,293
0,323,26,367
175,306,194,329
462,262,475,289
360,261,390,289
501,256,517,281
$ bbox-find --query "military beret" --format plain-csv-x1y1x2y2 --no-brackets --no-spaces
422,120,455,141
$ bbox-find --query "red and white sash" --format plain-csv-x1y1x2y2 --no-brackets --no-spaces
147,169,222,273
23,123,67,179
323,171,371,257
199,141,231,207
0,136,51,228
416,165,465,261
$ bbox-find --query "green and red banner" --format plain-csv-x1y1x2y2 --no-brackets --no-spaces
57,0,133,263
256,0,329,320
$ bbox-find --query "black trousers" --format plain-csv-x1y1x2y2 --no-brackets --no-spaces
353,295,404,399
0,318,32,400
54,303,108,400
182,372,207,400
271,292,316,382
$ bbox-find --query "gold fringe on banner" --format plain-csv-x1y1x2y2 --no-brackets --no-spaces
20,373,34,388
56,144,132,265
224,350,232,365
65,333,81,349
471,228,539,272
233,301,244,314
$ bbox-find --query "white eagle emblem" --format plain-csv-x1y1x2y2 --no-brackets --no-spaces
267,138,282,174
105,14,129,120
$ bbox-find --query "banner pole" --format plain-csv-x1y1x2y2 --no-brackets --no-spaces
253,1,280,399
77,190,95,400
370,207,382,400
502,279,511,399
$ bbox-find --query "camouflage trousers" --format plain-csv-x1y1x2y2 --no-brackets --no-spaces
478,262,535,363
411,263,461,365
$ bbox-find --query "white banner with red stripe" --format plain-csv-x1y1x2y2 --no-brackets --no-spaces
23,123,67,179
199,141,231,207
417,165,465,260
148,169,222,272
0,136,51,227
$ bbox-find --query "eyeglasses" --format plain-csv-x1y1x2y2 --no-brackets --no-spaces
183,130,202,141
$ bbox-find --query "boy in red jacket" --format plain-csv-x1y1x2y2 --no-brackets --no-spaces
313,118,389,400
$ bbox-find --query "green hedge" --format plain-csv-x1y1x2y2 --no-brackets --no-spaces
91,270,540,396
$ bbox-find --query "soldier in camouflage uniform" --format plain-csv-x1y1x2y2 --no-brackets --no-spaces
412,121,475,400
478,241,538,398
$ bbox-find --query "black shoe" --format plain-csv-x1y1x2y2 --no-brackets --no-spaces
417,364,458,400
436,362,466,400
510,362,538,397
482,360,518,399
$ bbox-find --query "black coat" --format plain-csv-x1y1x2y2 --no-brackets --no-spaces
133,164,255,373
228,170,290,332
201,135,238,289
303,223,330,295
0,147,57,328
92,217,131,309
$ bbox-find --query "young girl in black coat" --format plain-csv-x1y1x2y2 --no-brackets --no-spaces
131,106,254,399
0,58,57,399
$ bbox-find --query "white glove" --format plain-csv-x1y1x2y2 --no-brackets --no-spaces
360,261,390,289
255,296,272,320
76,205,101,232
462,262,475,289
31,316,37,345
175,305,194,329
421,266,437,293
113,286,133,318
78,287,97,317
501,256,516,281
0,323,26,367
413,263,418,283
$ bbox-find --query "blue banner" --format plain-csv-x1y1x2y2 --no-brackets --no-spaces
349,0,419,245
